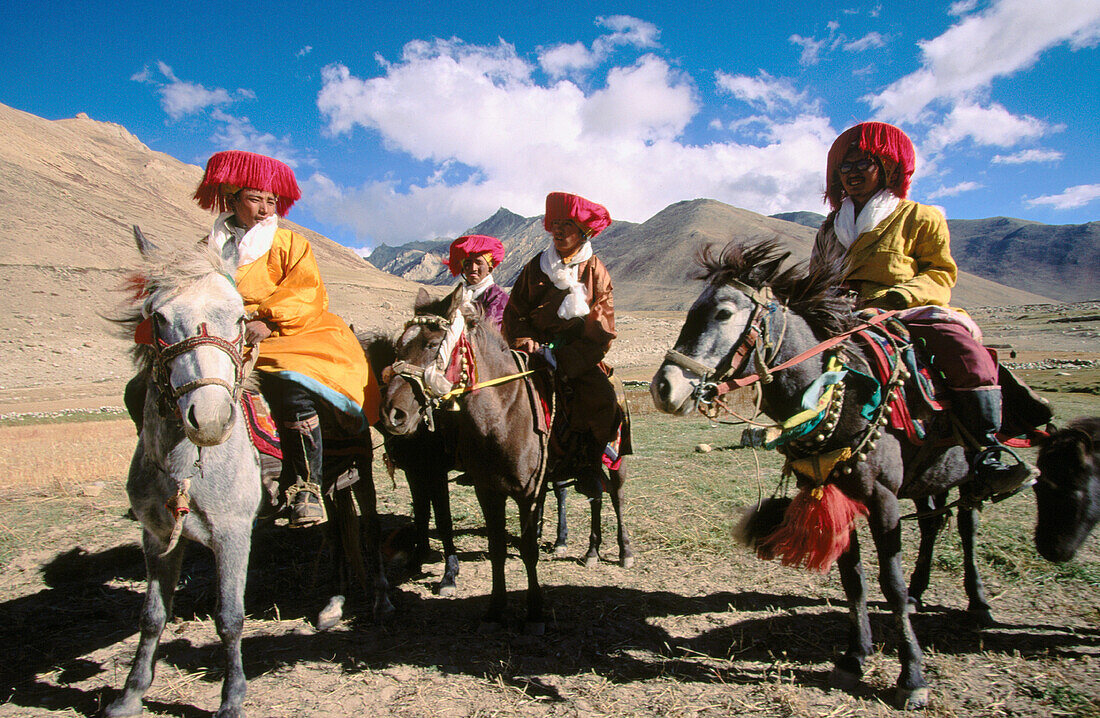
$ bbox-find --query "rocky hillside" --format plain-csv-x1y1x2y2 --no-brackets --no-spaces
0,102,425,398
372,200,1055,310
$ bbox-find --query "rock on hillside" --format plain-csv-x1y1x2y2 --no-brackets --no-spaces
0,102,423,395
948,217,1099,302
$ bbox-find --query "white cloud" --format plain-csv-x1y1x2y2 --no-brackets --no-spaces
867,0,1100,121
991,148,1064,164
538,42,598,77
924,102,1051,151
843,31,886,52
209,110,303,168
928,181,984,199
132,62,250,120
949,0,979,16
539,15,659,78
1026,183,1100,209
314,38,836,245
789,34,829,65
297,45,313,58
715,71,808,113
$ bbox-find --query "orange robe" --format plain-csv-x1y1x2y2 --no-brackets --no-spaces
236,227,380,425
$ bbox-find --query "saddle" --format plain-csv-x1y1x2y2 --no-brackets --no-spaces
852,316,1052,448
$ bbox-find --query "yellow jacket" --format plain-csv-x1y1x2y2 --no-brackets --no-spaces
811,200,957,308
236,227,379,425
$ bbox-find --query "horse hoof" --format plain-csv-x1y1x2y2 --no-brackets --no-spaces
214,707,245,718
969,607,995,628
584,553,599,568
620,554,635,569
317,595,345,631
104,698,142,718
477,619,504,634
438,581,457,598
829,666,861,692
554,545,569,558
524,621,546,636
895,686,930,710
905,597,922,614
375,595,396,618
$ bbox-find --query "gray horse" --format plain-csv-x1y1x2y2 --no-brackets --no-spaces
107,229,258,717
649,240,1020,709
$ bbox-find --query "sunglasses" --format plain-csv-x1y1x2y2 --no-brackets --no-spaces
838,158,876,174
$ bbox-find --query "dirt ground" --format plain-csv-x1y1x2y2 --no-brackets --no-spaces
1,304,1098,717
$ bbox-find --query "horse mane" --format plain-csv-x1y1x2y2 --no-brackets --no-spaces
110,241,232,372
697,239,857,336
413,289,510,354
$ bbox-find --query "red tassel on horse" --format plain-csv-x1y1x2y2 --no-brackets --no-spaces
756,484,868,573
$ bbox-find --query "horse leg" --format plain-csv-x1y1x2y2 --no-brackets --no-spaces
958,506,994,626
106,530,185,718
868,496,929,709
518,497,545,635
475,487,508,631
829,530,872,691
317,490,359,631
553,481,569,558
608,462,634,568
407,468,432,575
584,491,603,568
907,493,947,613
429,467,460,597
211,528,251,718
353,458,394,618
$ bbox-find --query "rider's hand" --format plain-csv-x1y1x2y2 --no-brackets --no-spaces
244,319,274,345
514,338,541,354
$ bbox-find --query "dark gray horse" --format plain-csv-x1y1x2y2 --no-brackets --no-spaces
650,240,1019,709
1034,416,1100,562
380,287,549,633
107,229,390,717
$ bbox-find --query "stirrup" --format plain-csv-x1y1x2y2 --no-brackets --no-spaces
286,481,326,528
971,445,1038,502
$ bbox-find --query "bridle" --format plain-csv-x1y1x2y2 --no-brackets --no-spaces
383,313,472,431
148,319,249,419
663,279,787,409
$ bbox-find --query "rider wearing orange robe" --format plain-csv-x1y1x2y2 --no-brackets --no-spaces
809,122,1035,499
502,192,619,497
195,150,381,526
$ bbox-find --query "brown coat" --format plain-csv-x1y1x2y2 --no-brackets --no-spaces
503,252,618,444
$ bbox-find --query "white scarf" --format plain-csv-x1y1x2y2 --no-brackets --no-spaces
539,241,594,319
210,212,279,268
460,273,495,305
834,189,900,248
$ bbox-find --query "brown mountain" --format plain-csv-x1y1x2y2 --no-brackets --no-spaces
374,199,1054,310
0,102,424,404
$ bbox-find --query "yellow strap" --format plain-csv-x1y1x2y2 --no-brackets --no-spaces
438,369,536,402
785,446,853,485
778,354,845,430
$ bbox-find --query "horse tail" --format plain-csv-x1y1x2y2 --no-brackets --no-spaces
734,497,791,548
753,484,868,573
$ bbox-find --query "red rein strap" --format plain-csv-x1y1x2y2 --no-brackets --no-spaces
714,310,900,393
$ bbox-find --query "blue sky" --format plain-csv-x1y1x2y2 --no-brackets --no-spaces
2,0,1097,252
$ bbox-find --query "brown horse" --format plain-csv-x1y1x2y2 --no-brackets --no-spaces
380,287,549,633
1034,417,1100,562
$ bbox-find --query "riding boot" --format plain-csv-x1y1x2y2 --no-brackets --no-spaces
572,435,607,500
283,412,327,527
953,387,1038,500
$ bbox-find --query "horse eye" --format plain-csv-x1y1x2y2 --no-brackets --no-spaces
714,309,734,322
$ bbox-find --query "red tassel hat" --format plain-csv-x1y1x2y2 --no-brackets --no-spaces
543,192,612,238
193,150,302,217
825,122,916,212
445,235,505,276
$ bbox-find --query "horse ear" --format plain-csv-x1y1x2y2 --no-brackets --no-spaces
752,253,790,283
133,225,159,256
445,285,464,319
414,287,431,311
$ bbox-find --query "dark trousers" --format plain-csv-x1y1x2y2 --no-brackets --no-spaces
904,317,998,390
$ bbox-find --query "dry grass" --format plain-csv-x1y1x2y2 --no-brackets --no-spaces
0,419,134,491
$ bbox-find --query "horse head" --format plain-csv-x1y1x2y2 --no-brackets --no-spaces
1034,417,1100,562
380,286,466,435
651,241,789,416
131,227,247,446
